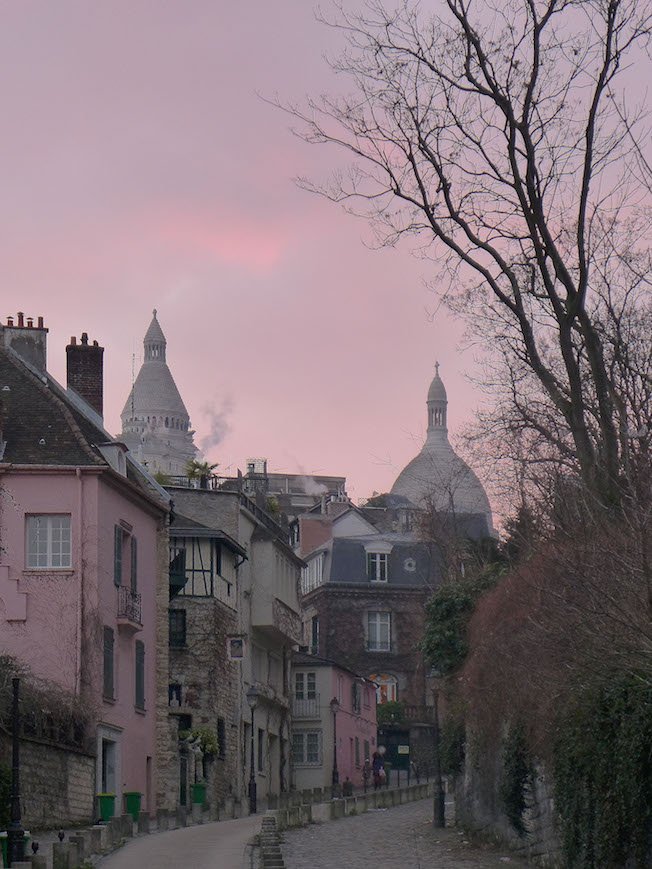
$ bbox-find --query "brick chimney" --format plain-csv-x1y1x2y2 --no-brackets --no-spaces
1,312,48,372
66,332,104,418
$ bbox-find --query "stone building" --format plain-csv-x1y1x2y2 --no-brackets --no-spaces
164,511,246,811
165,478,304,811
120,310,197,476
0,313,171,825
297,365,493,774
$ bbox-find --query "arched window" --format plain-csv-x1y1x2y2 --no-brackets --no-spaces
368,673,398,704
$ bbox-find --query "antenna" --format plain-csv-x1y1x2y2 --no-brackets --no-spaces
131,347,135,420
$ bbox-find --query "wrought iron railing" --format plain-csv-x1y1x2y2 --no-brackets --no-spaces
117,585,142,624
292,695,321,718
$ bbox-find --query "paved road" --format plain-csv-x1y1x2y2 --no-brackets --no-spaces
99,814,260,869
281,800,532,869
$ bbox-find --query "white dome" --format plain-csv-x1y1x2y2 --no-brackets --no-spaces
391,364,493,533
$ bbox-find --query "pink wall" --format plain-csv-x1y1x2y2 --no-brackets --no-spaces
331,669,377,789
0,466,161,812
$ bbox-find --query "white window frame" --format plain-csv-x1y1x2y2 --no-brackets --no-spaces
367,611,391,652
26,514,72,569
367,551,388,582
295,672,316,700
292,730,322,766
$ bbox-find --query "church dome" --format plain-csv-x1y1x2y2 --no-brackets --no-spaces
391,364,493,533
119,310,197,475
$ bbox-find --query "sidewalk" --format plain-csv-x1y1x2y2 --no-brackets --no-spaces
97,815,260,869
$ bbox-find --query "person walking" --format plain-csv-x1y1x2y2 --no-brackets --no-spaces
372,751,385,790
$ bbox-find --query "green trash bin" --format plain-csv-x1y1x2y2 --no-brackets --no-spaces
1,830,31,864
191,781,207,805
123,791,142,821
97,792,116,821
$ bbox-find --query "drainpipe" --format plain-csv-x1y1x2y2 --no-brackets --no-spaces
75,468,84,695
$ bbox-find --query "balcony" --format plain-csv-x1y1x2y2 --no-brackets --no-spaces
252,595,301,644
117,586,142,633
292,695,321,719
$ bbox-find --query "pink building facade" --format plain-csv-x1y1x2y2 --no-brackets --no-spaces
291,651,377,792
0,315,169,819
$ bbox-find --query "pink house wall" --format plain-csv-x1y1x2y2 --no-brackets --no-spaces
330,669,377,788
0,466,161,813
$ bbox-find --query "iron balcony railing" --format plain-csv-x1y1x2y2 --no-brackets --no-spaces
117,585,142,625
292,695,320,719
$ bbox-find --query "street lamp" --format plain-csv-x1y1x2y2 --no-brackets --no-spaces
7,677,25,865
429,670,446,828
330,697,340,798
246,685,259,815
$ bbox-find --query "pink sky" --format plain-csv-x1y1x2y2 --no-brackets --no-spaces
1,1,488,505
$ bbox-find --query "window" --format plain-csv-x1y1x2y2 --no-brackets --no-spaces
168,684,182,707
351,682,361,713
295,672,316,700
367,612,391,651
114,525,123,585
355,736,360,767
310,616,319,655
367,552,388,582
26,515,71,568
169,609,186,647
364,739,370,763
103,627,114,699
217,717,226,759
135,641,145,709
170,537,222,597
257,728,265,773
369,672,399,703
130,537,138,592
292,731,322,766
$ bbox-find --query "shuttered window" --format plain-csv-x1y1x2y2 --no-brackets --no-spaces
130,537,138,592
114,526,123,586
103,627,114,699
135,640,145,709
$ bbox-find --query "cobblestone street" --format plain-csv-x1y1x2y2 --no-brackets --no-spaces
281,799,532,869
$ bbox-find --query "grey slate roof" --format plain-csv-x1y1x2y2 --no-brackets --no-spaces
326,535,441,589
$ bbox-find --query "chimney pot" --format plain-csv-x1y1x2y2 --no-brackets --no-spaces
70,336,77,345
17,312,24,327
81,332,88,345
7,317,13,327
93,340,98,347
26,317,33,328
37,316,44,328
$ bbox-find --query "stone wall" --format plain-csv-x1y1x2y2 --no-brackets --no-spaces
454,756,562,866
307,584,430,706
0,732,95,829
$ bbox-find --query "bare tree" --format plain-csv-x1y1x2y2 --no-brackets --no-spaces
282,0,652,506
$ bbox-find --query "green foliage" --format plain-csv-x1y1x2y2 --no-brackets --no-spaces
553,674,652,868
0,763,11,829
180,726,220,756
376,701,405,726
422,569,501,675
499,723,533,836
153,471,171,485
440,718,466,776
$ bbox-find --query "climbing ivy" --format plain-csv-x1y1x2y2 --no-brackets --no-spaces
553,674,652,868
0,763,10,829
376,701,405,726
499,723,533,836
422,568,501,675
440,718,466,776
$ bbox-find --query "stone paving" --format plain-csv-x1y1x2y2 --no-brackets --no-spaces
281,799,532,869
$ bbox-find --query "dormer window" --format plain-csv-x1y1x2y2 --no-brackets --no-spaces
367,552,387,582
364,542,393,583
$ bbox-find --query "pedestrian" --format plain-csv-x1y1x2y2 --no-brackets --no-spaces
363,757,372,791
372,751,385,790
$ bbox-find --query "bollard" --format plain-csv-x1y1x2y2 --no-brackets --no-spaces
68,835,85,860
29,857,47,869
51,842,69,869
138,811,150,834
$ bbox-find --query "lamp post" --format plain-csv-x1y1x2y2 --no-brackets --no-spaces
330,697,340,798
7,677,25,865
246,686,259,815
430,672,446,828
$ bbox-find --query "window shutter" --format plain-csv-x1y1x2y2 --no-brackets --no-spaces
135,640,145,709
103,627,114,698
131,537,138,592
114,526,123,586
